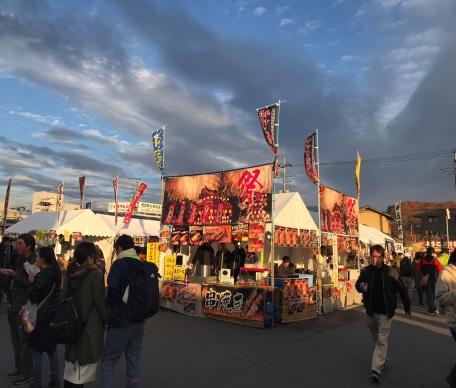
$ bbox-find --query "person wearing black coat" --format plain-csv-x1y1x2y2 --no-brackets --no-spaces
355,244,412,383
1,233,36,385
27,246,62,388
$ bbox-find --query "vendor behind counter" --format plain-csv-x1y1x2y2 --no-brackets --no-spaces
276,256,295,278
190,241,215,268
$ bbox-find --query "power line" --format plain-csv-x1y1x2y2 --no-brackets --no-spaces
291,149,454,167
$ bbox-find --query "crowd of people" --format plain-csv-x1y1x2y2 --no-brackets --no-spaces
0,234,147,388
355,244,456,385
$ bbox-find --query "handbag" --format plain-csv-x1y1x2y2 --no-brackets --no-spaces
20,283,55,333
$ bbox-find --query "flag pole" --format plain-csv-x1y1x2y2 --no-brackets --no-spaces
315,129,323,314
270,100,281,328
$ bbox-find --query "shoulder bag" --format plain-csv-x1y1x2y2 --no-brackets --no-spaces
20,283,56,333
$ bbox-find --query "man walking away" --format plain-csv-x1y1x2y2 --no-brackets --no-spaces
101,235,146,387
416,247,442,315
399,251,413,300
355,244,412,383
1,234,36,385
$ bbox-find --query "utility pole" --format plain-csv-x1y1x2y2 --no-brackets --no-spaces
279,157,292,193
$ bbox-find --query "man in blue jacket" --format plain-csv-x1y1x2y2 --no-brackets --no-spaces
101,234,144,388
355,244,412,383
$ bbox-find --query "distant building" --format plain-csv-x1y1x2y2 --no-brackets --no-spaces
108,201,161,218
411,208,456,241
32,191,79,213
359,205,395,235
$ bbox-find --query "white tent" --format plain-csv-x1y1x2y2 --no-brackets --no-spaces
359,224,394,246
264,192,318,269
5,209,115,237
273,192,318,230
96,214,160,237
5,210,116,262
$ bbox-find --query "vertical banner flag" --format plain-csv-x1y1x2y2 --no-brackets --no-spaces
113,177,119,225
124,182,148,225
304,133,318,184
79,176,85,209
57,182,64,221
2,178,12,233
152,127,166,176
355,151,361,200
257,104,279,177
394,202,403,240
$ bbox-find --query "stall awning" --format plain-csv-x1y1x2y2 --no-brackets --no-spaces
97,214,160,236
5,209,115,238
359,224,394,246
274,192,318,231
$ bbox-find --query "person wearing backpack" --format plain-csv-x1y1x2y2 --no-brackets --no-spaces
416,247,443,315
101,234,160,388
63,242,109,387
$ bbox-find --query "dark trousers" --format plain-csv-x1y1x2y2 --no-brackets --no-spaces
9,310,33,376
424,281,437,313
100,323,144,388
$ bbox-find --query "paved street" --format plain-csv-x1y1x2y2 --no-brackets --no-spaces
0,290,453,388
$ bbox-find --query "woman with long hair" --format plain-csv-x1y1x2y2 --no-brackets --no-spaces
63,242,109,388
436,249,456,387
27,245,62,388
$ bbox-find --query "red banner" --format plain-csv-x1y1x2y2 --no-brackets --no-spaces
257,104,278,156
304,133,318,184
113,177,119,225
79,176,85,209
124,182,147,225
57,182,64,221
2,178,12,232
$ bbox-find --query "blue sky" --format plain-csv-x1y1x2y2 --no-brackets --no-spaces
0,0,455,214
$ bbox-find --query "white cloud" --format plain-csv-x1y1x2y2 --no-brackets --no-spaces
279,19,294,27
276,6,290,14
253,7,266,17
405,28,443,45
390,45,439,61
340,55,360,62
0,156,38,169
374,0,402,10
298,20,320,34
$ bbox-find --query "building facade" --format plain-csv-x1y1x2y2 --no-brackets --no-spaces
359,205,395,235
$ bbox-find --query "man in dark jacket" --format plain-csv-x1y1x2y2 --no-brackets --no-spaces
1,233,36,385
101,234,144,388
355,244,411,383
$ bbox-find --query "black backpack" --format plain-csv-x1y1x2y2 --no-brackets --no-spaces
50,271,91,344
123,259,160,322
399,258,412,277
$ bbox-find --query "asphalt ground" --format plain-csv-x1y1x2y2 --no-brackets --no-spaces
0,288,453,388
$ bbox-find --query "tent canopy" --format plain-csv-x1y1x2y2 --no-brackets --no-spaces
273,192,318,230
5,209,115,238
359,224,394,246
97,214,160,237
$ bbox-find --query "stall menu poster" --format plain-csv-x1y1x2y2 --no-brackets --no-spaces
146,242,160,267
173,266,186,281
201,284,265,321
164,255,177,281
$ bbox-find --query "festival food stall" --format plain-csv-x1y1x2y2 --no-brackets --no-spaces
156,164,319,327
318,185,361,311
